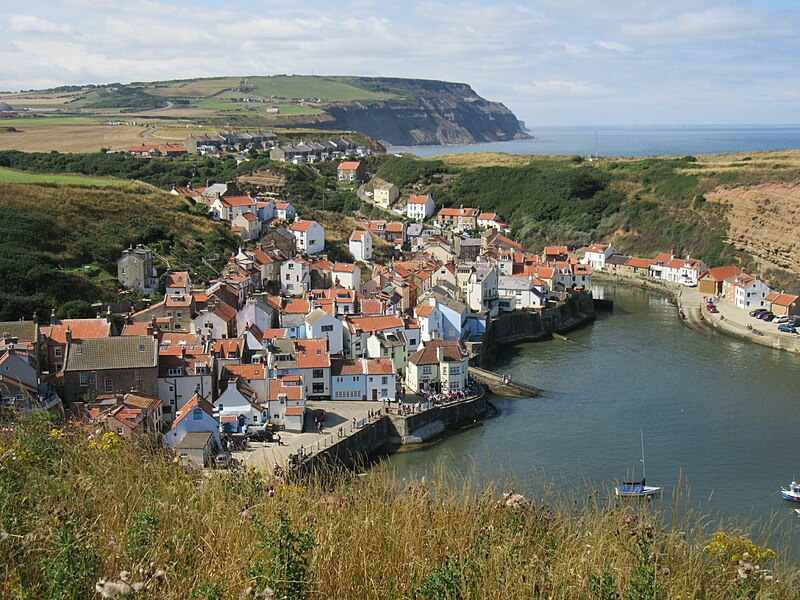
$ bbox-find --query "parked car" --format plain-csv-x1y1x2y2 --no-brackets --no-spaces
707,305,718,313
214,452,233,469
790,317,800,327
772,315,789,323
750,308,769,317
778,323,797,334
758,312,775,321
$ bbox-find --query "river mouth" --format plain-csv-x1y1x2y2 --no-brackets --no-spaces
390,282,800,552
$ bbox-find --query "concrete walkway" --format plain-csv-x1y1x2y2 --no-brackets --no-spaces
232,401,386,472
678,287,800,353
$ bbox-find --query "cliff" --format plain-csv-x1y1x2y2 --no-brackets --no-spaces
312,78,529,145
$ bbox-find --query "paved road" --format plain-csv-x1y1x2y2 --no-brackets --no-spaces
232,401,386,472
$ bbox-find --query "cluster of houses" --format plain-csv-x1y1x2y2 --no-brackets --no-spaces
271,138,372,164
2,176,602,467
128,143,188,157
584,243,799,314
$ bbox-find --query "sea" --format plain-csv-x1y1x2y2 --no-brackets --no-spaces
386,124,800,158
390,283,800,554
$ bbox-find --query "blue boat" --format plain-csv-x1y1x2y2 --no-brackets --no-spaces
615,429,661,498
780,481,800,502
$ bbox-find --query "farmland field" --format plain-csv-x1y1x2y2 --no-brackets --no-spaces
242,75,391,101
0,124,147,152
143,77,241,97
0,166,129,186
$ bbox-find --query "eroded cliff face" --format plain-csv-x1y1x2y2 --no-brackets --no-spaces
303,79,529,146
707,182,800,274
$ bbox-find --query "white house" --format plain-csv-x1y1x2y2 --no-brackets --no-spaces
211,195,257,222
288,219,325,255
464,264,499,317
163,392,220,449
332,262,361,290
269,374,306,432
415,302,443,342
349,230,372,262
406,194,436,221
295,338,331,399
498,275,547,310
727,273,772,310
157,351,212,422
405,339,468,394
364,357,395,402
214,378,268,433
582,243,617,270
477,212,508,232
304,308,343,355
231,212,261,241
280,256,311,296
274,202,296,221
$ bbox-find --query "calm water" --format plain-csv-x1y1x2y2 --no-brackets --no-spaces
390,283,800,537
387,125,800,158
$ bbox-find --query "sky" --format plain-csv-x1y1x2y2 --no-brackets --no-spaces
2,0,799,126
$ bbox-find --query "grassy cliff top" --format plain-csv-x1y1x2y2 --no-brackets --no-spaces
1,413,797,598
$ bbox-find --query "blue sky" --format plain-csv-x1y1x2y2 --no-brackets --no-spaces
2,0,799,125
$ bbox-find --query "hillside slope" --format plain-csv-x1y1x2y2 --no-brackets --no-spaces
0,181,237,320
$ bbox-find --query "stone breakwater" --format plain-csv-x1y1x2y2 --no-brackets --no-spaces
294,388,487,474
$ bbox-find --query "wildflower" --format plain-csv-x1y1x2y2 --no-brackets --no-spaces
241,507,250,519
107,539,117,548
662,567,670,576
49,428,65,441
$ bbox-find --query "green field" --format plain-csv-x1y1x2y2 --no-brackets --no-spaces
12,116,102,126
242,75,390,101
0,167,128,186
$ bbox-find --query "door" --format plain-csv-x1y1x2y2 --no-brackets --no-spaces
372,389,378,401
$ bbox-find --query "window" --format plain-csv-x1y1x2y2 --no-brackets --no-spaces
381,376,388,385
56,363,62,371
176,311,182,319
312,382,325,394
104,377,113,393
79,373,88,386
54,347,62,358
288,263,294,270
451,366,460,375
321,325,333,332
336,377,343,383
285,274,291,280
312,369,324,379
167,311,173,317
193,408,203,420
422,366,432,375
167,368,183,377
117,427,124,435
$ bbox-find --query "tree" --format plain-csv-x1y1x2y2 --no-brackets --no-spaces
58,300,96,319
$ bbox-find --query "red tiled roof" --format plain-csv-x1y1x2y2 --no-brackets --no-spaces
337,161,361,171
700,265,741,282
408,194,431,205
220,196,255,207
409,339,465,366
438,207,479,217
350,230,367,241
270,376,304,401
331,357,363,376
224,364,267,380
288,219,318,232
171,394,215,430
285,407,304,416
766,292,799,306
365,357,393,375
626,257,655,269
296,338,330,369
347,315,404,334
586,243,609,253
42,319,111,346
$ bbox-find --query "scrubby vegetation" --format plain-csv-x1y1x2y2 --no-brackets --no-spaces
1,413,796,599
0,183,238,320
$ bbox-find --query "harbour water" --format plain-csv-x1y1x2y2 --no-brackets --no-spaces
387,124,800,158
390,283,800,538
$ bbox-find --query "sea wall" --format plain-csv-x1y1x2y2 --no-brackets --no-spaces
480,292,595,366
385,393,487,445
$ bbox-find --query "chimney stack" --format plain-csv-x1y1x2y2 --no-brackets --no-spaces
64,327,72,344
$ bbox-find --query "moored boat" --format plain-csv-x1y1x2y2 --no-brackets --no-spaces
780,481,800,502
615,429,661,498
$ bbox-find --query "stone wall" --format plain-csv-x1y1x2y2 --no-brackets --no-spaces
385,393,487,445
480,292,595,366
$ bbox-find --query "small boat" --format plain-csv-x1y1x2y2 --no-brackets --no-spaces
615,429,661,498
780,481,800,502
794,509,800,518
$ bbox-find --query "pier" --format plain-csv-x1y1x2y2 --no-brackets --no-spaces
468,366,542,398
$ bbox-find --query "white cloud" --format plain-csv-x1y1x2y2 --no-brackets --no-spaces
595,40,632,53
515,80,611,98
10,15,72,35
621,8,765,41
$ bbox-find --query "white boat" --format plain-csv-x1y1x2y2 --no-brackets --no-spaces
615,429,661,498
794,508,800,518
780,481,800,502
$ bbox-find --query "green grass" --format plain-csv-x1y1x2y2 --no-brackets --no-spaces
243,75,389,101
0,167,128,186
11,117,101,126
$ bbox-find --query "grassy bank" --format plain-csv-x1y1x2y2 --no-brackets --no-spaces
1,413,796,599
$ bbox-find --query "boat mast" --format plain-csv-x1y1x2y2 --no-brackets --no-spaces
640,428,646,483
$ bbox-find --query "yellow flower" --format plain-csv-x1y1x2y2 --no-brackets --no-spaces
49,428,65,441
88,431,122,454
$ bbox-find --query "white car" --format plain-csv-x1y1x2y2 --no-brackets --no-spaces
773,315,789,323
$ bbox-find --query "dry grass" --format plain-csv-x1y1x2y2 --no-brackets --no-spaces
143,78,241,98
433,152,572,169
0,124,148,152
0,91,83,107
1,415,797,599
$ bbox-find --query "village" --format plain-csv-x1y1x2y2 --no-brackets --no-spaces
2,156,798,472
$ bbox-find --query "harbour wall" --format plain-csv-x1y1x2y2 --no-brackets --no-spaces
480,292,595,366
